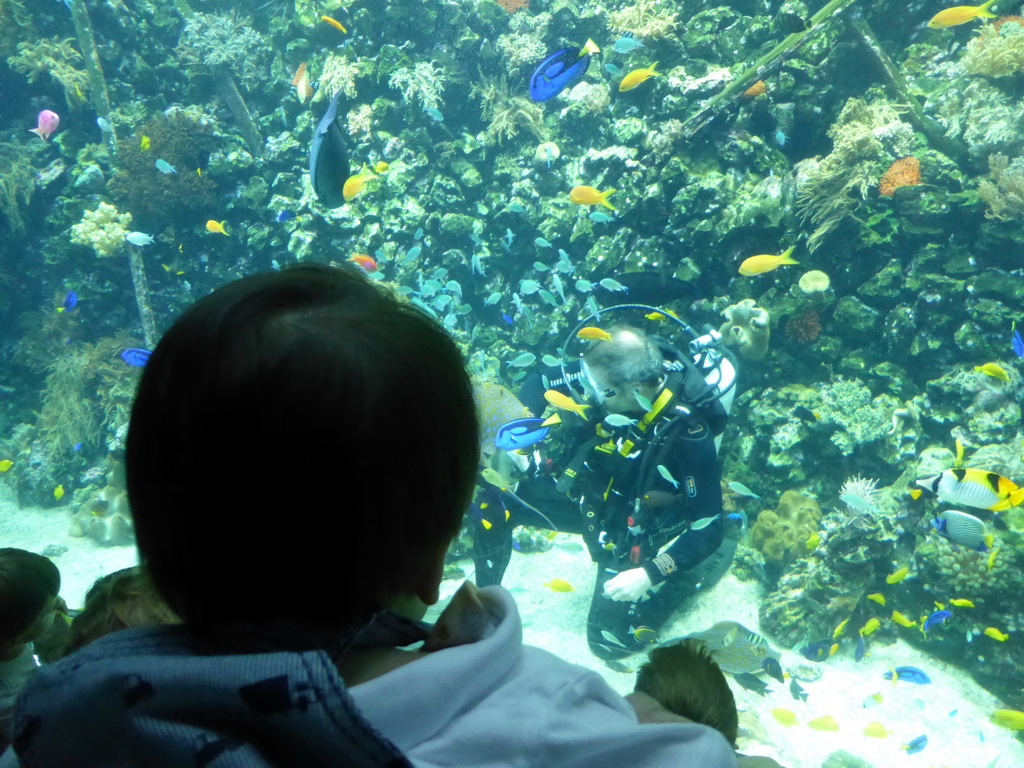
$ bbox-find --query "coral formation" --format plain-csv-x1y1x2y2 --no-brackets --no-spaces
815,378,896,455
474,77,549,144
313,54,360,103
609,0,679,39
962,19,1024,78
978,153,1024,220
7,38,89,107
748,490,822,568
69,458,132,547
719,299,770,360
0,142,36,232
389,62,446,111
797,270,830,294
71,202,132,258
785,308,822,343
878,156,921,196
495,0,529,12
176,12,268,88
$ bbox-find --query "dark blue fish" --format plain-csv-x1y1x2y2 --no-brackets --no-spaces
884,666,931,684
309,91,351,208
502,313,515,326
276,209,296,222
120,348,152,367
733,672,769,696
62,290,78,312
495,417,551,451
924,610,952,632
529,48,592,101
1013,327,1024,358
903,735,928,755
799,640,832,661
789,678,808,702
72,442,82,451
855,634,866,662
762,656,784,684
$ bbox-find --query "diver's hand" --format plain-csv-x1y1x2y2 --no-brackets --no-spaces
603,568,653,602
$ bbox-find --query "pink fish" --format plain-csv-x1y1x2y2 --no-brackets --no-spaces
29,110,60,141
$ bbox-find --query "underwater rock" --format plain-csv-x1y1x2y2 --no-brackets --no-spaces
749,490,821,567
533,141,560,168
833,296,879,335
719,299,770,360
822,750,875,768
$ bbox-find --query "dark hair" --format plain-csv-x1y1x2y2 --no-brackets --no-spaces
126,265,480,627
583,324,663,390
0,548,61,642
63,566,179,656
634,639,738,746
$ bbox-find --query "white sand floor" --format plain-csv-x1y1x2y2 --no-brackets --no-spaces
2,479,1021,768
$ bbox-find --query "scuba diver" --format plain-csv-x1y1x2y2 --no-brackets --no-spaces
469,305,739,660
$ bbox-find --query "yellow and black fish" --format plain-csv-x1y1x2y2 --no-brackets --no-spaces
911,468,1024,511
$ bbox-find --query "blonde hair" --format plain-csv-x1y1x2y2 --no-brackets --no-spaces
634,639,738,746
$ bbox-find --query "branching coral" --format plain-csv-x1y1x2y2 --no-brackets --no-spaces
389,61,446,111
794,98,915,251
0,0,33,59
978,153,1024,220
473,76,550,144
816,377,895,455
497,12,551,71
609,0,679,39
71,202,132,258
313,54,360,103
7,38,89,107
176,11,268,88
0,142,36,232
962,19,1024,77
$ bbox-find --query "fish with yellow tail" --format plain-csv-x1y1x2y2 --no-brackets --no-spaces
738,246,798,276
544,389,591,421
866,593,886,606
343,171,377,202
53,484,64,501
206,220,229,236
833,618,849,638
928,0,997,28
991,709,1024,730
618,62,659,92
577,326,613,342
544,578,575,592
807,715,839,731
949,598,974,607
320,15,347,33
891,610,917,628
860,618,880,636
954,437,965,466
974,362,1010,382
984,627,1009,642
886,566,909,584
569,185,616,210
911,467,1024,511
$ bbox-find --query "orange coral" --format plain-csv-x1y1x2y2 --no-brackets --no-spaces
992,14,1024,30
742,80,766,98
785,308,821,343
495,0,529,12
879,156,921,197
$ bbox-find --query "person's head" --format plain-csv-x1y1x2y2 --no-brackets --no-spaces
581,324,664,413
63,566,179,656
634,639,739,747
0,548,61,648
126,264,480,630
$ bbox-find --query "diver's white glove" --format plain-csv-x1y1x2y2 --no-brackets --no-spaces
603,568,653,602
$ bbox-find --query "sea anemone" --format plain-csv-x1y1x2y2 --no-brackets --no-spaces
839,475,881,509
797,270,830,294
879,156,921,196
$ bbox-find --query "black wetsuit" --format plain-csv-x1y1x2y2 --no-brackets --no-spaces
469,351,737,660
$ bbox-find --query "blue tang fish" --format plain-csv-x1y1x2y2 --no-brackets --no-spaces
495,417,551,451
529,42,598,102
60,290,78,312
884,666,931,684
1013,323,1024,357
902,735,928,755
120,348,152,367
923,610,952,631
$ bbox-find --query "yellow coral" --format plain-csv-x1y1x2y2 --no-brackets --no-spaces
749,490,822,566
71,202,132,257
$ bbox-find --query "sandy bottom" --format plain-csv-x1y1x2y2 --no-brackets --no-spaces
2,481,1020,768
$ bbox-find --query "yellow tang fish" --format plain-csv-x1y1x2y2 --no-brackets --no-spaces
949,598,974,607
373,161,390,173
984,627,1009,641
974,362,1010,382
577,326,613,342
206,220,229,236
140,135,151,150
860,618,880,636
343,172,377,202
808,715,839,731
991,709,1024,730
544,389,591,421
988,547,999,569
544,578,575,592
866,593,886,606
863,721,890,738
320,14,347,33
886,566,909,584
806,532,820,550
771,708,798,726
954,437,964,467
618,62,659,92
0,459,13,472
833,618,849,638
53,484,64,501
644,310,679,321
569,185,616,210
738,246,797,276
928,0,997,28
828,642,839,656
891,610,917,628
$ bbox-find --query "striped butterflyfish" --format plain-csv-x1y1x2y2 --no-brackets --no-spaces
912,468,1024,511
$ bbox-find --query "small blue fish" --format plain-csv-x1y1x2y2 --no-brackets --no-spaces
923,610,952,632
762,656,784,684
507,202,527,213
73,442,82,451
502,313,515,325
504,228,514,247
506,351,536,368
902,735,928,755
541,354,561,368
155,158,177,174
883,666,931,684
535,237,553,248
575,278,595,293
589,211,615,223
495,417,551,451
800,640,832,661
855,634,866,662
599,277,628,292
276,209,296,222
1012,325,1024,357
405,245,422,261
484,292,502,306
789,678,808,702
414,227,424,240
774,130,788,146
423,107,444,121
120,348,152,367
60,290,78,312
612,35,645,54
604,62,623,76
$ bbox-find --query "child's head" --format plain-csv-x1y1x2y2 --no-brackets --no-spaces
126,265,480,630
0,548,61,647
634,638,738,746
63,566,179,656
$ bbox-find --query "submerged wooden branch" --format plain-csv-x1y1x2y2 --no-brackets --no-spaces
851,16,969,166
67,0,117,155
681,0,861,138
